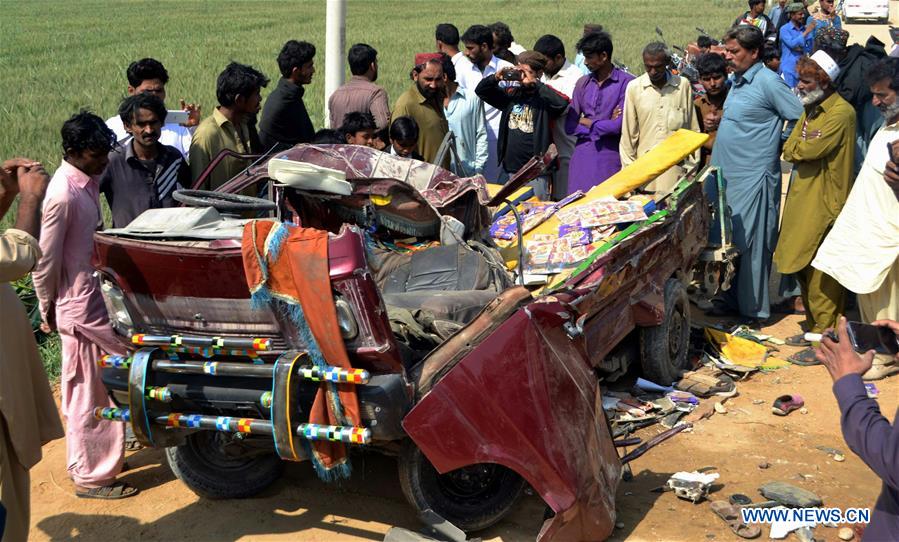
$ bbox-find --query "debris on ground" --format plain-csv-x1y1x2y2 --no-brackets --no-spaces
815,445,844,457
767,510,817,540
838,526,855,540
865,383,879,398
709,500,761,539
771,394,804,416
666,471,720,503
676,367,737,397
758,482,823,508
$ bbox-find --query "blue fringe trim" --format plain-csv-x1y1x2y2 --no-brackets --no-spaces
249,285,272,310
266,222,290,262
300,439,353,481
281,302,327,369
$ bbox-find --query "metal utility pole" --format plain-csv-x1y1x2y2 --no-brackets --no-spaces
324,0,346,128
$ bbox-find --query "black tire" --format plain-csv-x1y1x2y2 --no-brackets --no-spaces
165,432,282,499
639,278,691,385
397,442,525,532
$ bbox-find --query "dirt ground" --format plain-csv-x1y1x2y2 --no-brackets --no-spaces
25,310,898,542
24,15,899,542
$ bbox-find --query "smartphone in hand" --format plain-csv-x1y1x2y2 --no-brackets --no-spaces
805,322,899,355
503,69,523,81
847,321,899,355
167,110,190,125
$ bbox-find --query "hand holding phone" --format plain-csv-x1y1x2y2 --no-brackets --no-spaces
167,110,190,125
807,321,899,355
502,68,523,81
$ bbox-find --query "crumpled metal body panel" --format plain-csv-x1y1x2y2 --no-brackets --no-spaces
221,144,491,216
403,300,622,541
404,181,712,541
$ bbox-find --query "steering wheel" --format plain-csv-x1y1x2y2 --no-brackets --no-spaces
172,189,277,212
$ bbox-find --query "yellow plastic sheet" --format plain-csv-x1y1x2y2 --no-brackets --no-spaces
705,328,790,369
502,129,708,269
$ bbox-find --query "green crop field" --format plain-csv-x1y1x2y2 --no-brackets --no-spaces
1,0,744,178
1,0,743,377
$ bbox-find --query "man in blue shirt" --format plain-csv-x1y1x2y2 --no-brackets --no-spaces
709,25,802,322
769,0,787,34
780,2,816,87
816,317,899,540
441,55,487,176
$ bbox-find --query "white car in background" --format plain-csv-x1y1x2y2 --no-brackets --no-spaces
841,0,890,23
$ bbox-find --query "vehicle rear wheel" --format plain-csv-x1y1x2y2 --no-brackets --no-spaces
165,431,282,499
639,278,691,385
397,442,526,532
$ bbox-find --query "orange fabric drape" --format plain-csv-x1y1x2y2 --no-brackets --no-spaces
242,220,361,476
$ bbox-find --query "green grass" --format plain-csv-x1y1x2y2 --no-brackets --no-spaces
1,0,743,379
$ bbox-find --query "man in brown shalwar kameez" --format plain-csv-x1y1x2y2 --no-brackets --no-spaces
0,158,64,542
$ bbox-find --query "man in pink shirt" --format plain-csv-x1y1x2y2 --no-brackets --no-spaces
32,111,138,499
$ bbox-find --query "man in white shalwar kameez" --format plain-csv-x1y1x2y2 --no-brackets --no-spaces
812,58,899,380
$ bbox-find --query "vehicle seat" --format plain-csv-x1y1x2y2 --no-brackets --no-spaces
380,243,508,325
382,290,501,324
381,243,499,294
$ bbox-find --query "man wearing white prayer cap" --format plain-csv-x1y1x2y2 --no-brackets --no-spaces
773,50,857,365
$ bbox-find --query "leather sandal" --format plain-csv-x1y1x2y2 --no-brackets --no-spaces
788,347,820,366
710,500,760,539
75,482,139,500
784,333,811,347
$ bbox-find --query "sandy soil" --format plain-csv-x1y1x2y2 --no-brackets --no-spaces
25,311,897,542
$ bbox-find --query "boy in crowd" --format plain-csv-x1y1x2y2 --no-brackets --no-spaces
340,111,378,148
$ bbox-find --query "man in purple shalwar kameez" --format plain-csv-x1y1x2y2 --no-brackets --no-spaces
565,30,634,195
32,112,138,500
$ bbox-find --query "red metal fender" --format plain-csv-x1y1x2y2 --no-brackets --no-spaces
402,299,622,541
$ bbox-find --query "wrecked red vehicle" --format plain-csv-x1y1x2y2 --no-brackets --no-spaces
93,141,719,540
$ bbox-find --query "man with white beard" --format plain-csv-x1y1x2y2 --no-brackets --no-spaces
773,50,855,365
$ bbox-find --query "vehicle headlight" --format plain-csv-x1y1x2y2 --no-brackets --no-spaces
100,280,134,335
334,296,358,340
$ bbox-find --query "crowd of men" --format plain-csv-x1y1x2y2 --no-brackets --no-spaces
2,5,899,541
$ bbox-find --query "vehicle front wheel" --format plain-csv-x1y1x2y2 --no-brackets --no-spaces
165,431,282,499
398,442,526,532
639,278,691,385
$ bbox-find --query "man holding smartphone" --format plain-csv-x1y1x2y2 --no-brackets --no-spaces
105,58,200,159
474,51,569,198
816,316,899,539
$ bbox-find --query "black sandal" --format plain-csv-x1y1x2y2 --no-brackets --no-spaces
785,333,810,347
788,347,820,366
75,482,139,500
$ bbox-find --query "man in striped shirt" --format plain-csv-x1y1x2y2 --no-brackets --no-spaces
100,93,189,228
